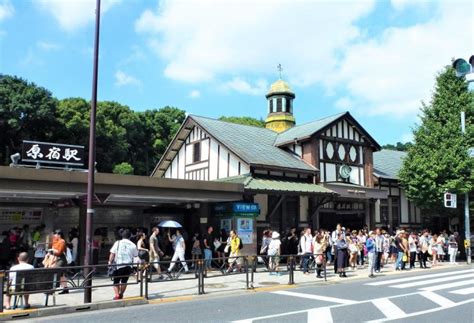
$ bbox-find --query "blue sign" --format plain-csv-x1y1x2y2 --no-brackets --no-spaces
233,203,259,213
214,202,260,216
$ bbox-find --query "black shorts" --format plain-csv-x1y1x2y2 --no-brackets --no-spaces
113,266,132,285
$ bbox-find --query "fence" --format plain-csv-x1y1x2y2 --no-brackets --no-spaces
0,253,327,313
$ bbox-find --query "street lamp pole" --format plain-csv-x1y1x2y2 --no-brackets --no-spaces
84,0,101,303
452,56,473,265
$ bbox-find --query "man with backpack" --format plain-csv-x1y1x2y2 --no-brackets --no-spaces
226,230,242,273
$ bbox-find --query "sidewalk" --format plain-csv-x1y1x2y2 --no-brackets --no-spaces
1,261,467,320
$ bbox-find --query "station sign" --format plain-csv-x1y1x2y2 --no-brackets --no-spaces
21,140,85,167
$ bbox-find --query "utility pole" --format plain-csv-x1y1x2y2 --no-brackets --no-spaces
84,0,101,303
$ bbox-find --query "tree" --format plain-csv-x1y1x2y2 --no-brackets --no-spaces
382,142,413,151
219,116,265,127
399,66,474,210
0,75,60,165
113,162,134,175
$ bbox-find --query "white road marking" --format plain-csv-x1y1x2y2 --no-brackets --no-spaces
366,269,474,286
419,291,456,307
372,298,406,319
450,286,474,295
391,273,474,289
272,290,356,304
420,280,474,292
307,307,333,323
366,298,474,322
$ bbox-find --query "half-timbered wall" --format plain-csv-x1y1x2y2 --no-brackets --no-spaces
317,118,366,186
284,143,303,158
164,125,250,181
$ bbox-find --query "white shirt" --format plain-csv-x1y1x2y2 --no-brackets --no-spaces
9,263,34,286
408,236,417,252
174,236,185,253
300,234,313,253
110,239,138,268
268,239,281,255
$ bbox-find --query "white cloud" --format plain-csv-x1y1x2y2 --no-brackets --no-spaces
36,41,60,51
189,90,201,99
0,0,14,22
37,0,121,32
115,70,141,87
221,77,268,96
335,97,353,110
334,1,473,118
135,0,375,86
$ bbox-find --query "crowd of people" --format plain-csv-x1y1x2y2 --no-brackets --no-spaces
257,224,462,279
1,222,463,304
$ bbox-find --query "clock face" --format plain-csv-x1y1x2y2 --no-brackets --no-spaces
339,165,352,179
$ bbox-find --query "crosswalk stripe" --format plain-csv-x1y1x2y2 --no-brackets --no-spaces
272,290,356,305
372,298,406,319
391,273,474,289
420,280,474,292
307,307,333,323
419,291,456,307
450,286,474,295
366,269,474,286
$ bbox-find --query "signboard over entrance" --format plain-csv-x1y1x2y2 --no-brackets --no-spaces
22,140,85,166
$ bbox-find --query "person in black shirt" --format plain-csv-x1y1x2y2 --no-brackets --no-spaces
202,226,214,270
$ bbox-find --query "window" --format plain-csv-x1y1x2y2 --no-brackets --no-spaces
193,142,201,163
276,98,282,112
286,98,291,113
269,99,273,113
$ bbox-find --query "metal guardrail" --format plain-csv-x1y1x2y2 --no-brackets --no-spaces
0,254,328,312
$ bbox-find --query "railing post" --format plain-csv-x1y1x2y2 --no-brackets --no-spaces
250,256,255,288
197,259,205,295
144,264,149,300
289,256,295,285
139,264,144,298
0,271,4,313
245,257,250,289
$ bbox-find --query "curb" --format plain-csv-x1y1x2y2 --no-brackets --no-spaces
0,263,468,320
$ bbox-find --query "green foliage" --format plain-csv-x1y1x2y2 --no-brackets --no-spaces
219,116,265,127
399,67,474,210
0,74,186,175
0,75,60,165
382,142,413,151
113,162,134,175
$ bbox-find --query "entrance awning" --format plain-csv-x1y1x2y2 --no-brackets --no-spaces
322,182,388,200
0,166,244,206
218,174,336,196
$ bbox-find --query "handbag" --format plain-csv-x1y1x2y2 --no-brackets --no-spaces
213,240,222,250
108,241,120,278
402,254,408,262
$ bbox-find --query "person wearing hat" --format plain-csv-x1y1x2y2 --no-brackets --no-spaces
267,231,281,276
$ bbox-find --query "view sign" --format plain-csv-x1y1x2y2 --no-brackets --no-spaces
22,140,85,166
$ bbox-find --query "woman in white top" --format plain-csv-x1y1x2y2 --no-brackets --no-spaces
167,230,189,273
267,231,281,275
313,234,326,279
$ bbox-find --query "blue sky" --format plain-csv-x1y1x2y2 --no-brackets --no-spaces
0,0,472,145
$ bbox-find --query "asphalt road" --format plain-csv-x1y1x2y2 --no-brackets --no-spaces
25,266,474,323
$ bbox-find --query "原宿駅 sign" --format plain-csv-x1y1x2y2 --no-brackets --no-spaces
22,140,85,167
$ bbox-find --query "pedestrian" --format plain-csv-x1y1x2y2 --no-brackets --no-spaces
260,230,272,269
268,231,281,275
348,231,359,270
394,230,406,270
300,228,313,275
4,252,34,310
202,226,214,270
331,224,343,266
366,231,376,278
286,227,299,257
51,229,68,294
191,233,202,269
418,230,430,268
149,227,164,279
216,229,228,266
167,230,189,273
109,229,138,300
448,232,459,264
227,230,242,273
408,232,418,269
430,234,439,266
357,230,366,266
374,228,384,272
336,233,348,277
313,234,325,279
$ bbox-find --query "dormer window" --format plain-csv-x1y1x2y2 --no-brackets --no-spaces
193,142,201,163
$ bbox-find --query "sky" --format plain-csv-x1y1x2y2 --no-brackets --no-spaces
0,0,473,145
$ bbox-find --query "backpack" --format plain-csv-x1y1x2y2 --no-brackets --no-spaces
238,238,243,250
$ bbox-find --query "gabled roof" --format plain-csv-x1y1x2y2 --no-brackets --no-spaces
274,111,381,150
190,115,316,173
373,150,407,180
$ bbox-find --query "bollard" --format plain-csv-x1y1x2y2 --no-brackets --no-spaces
197,259,205,295
0,271,4,313
288,256,295,285
245,257,250,289
139,264,144,297
323,256,327,281
144,265,149,299
250,256,255,288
